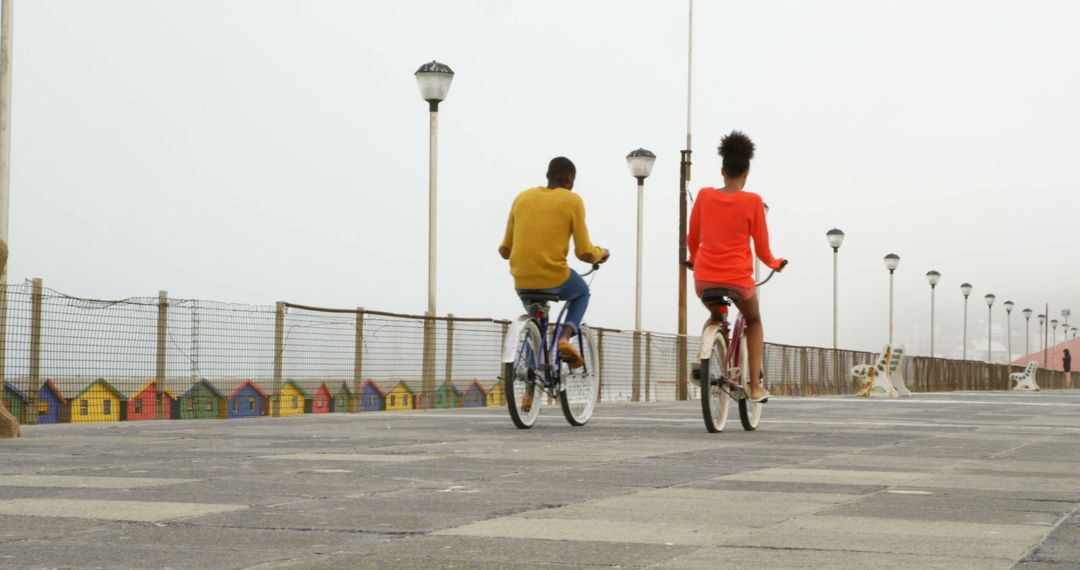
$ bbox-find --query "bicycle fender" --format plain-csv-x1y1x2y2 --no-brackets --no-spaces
502,316,533,363
698,325,721,361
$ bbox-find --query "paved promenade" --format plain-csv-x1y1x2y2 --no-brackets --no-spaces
3,391,1080,569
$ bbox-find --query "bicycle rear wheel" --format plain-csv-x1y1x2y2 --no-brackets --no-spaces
700,337,731,433
736,333,763,431
505,321,543,429
560,326,599,426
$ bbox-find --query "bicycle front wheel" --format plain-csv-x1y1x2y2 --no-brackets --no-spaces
505,321,543,429
560,326,599,426
736,333,763,431
700,337,730,433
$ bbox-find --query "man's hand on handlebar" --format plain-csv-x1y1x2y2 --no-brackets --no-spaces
775,259,789,272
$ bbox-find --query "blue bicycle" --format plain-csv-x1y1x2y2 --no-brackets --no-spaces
501,265,601,429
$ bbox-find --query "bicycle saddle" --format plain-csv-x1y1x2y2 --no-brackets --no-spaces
518,293,561,304
701,288,738,304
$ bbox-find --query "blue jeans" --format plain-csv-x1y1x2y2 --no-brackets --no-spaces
517,270,590,334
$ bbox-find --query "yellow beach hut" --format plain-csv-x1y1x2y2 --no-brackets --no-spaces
386,382,417,411
486,381,504,406
72,379,126,423
280,380,308,416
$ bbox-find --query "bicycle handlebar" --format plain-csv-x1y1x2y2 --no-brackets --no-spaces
580,263,601,277
682,259,788,287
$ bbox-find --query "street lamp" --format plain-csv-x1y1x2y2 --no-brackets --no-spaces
415,60,454,318
1003,300,1014,365
1063,308,1071,330
961,283,973,360
1038,313,1046,356
1023,308,1032,357
415,60,454,409
884,254,900,344
827,229,845,349
984,294,995,362
926,271,941,357
1052,319,1060,365
626,148,656,333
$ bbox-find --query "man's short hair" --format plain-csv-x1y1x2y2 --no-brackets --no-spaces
546,156,576,182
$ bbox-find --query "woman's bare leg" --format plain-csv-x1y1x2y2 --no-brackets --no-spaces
733,294,768,400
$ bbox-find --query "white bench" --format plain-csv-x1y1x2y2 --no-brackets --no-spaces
852,345,898,398
1010,361,1040,392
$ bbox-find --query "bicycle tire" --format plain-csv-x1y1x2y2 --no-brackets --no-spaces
700,336,731,433
559,326,599,426
505,321,543,429
736,333,763,431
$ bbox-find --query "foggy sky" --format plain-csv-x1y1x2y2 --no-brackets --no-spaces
9,0,1080,357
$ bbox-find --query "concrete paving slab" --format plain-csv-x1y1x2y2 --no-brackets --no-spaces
654,545,1013,570
716,467,929,486
0,475,198,489
0,498,247,522
437,515,748,546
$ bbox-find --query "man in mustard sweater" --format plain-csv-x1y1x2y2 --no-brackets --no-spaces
499,157,609,368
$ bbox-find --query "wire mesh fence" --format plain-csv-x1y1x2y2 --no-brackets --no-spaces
0,279,1071,425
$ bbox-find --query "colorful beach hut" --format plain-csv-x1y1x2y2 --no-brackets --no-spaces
180,379,227,420
434,382,462,409
72,379,126,423
126,381,176,421
310,383,332,414
359,380,386,411
280,380,307,416
2,382,28,423
227,380,268,419
386,382,416,411
486,381,505,406
37,379,68,424
462,380,488,408
333,383,355,413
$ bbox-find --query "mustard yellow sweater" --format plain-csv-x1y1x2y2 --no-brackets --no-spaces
498,187,606,289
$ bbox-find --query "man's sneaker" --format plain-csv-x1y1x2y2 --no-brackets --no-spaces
558,339,585,369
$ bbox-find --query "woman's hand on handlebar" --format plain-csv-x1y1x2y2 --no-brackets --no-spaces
599,248,611,263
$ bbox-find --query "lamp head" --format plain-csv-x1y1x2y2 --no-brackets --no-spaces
984,293,996,307
960,283,973,297
625,148,656,180
1003,300,1014,313
826,228,845,250
1052,319,1059,329
926,270,941,287
1038,313,1046,326
415,60,455,106
1022,308,1032,319
883,253,900,272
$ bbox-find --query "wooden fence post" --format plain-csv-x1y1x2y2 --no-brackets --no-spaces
631,331,641,402
421,313,436,409
444,314,454,408
26,278,43,424
353,307,363,412
272,301,285,417
155,290,167,420
596,329,605,401
644,332,652,402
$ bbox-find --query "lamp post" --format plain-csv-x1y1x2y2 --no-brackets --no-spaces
1052,319,1059,366
626,148,655,402
961,283,973,360
827,229,844,350
1038,313,1046,356
415,60,454,409
926,270,940,357
1023,308,1032,357
1003,300,1014,365
984,294,995,362
884,254,900,344
626,149,656,333
1063,309,1071,331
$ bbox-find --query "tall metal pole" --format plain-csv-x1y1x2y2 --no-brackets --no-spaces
0,0,11,246
888,270,895,344
1025,315,1030,357
832,248,838,349
635,177,644,332
676,0,693,401
929,284,936,358
987,305,992,362
963,296,969,360
427,108,438,317
0,0,14,390
1006,310,1012,365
